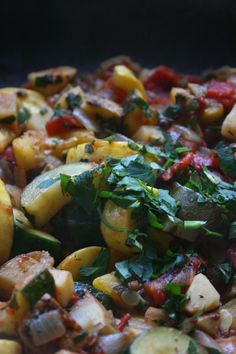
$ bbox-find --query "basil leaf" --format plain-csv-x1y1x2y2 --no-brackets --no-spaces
18,107,31,123
80,248,110,283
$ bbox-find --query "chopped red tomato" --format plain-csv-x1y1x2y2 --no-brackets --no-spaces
103,78,127,104
144,282,167,307
144,66,179,91
162,152,194,181
206,80,236,110
46,112,81,136
118,313,131,331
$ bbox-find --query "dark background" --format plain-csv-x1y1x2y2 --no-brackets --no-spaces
1,0,236,86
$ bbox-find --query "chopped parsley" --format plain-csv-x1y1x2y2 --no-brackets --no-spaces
163,283,187,322
35,74,62,87
80,248,110,283
18,107,31,123
123,90,154,118
216,141,236,179
216,262,233,284
66,93,82,110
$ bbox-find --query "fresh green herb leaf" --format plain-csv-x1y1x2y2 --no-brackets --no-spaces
205,348,222,354
187,340,201,354
217,262,233,284
80,248,110,283
35,74,62,87
184,220,206,230
18,107,31,123
229,221,236,239
148,210,163,229
163,283,187,322
66,93,82,110
60,169,98,214
104,134,116,141
216,142,236,179
126,229,147,251
123,90,153,118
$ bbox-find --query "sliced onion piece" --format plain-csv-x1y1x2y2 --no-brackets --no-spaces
173,124,202,144
193,329,222,351
73,107,99,131
29,309,66,346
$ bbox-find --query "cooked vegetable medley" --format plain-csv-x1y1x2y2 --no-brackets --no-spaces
1,57,236,353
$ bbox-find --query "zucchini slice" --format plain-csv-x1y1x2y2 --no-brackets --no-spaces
129,327,207,354
21,162,96,227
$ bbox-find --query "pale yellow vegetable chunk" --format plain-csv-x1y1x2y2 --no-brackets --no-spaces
56,85,85,109
101,200,137,255
28,66,77,96
0,93,17,120
21,162,96,227
67,139,137,164
93,272,128,309
0,179,13,266
221,103,236,141
132,125,164,144
50,268,74,307
0,127,16,153
70,292,115,333
0,340,22,354
58,246,102,280
58,247,125,279
0,88,53,130
185,273,220,315
112,65,147,99
82,94,122,119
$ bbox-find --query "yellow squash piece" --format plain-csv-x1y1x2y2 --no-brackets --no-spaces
67,139,137,164
222,103,236,141
28,66,77,96
56,85,85,109
49,268,74,307
112,65,147,99
93,272,130,309
0,340,22,354
101,200,138,255
0,127,16,153
0,92,17,120
0,87,53,130
21,162,96,227
82,93,123,119
58,246,125,280
132,125,164,144
0,179,13,266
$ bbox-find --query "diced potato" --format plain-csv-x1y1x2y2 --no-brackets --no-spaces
196,312,220,337
200,99,224,124
82,93,122,119
184,274,220,315
0,88,53,130
21,162,96,227
0,340,22,354
28,66,77,96
12,131,45,170
222,103,236,141
0,93,17,120
112,65,147,99
0,251,53,300
93,272,128,309
49,268,74,307
0,127,16,153
70,292,115,333
0,179,13,266
132,125,164,144
56,85,85,109
101,200,138,255
58,247,125,280
59,129,95,142
58,246,102,280
123,104,158,136
219,309,233,332
221,299,236,330
66,139,137,164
